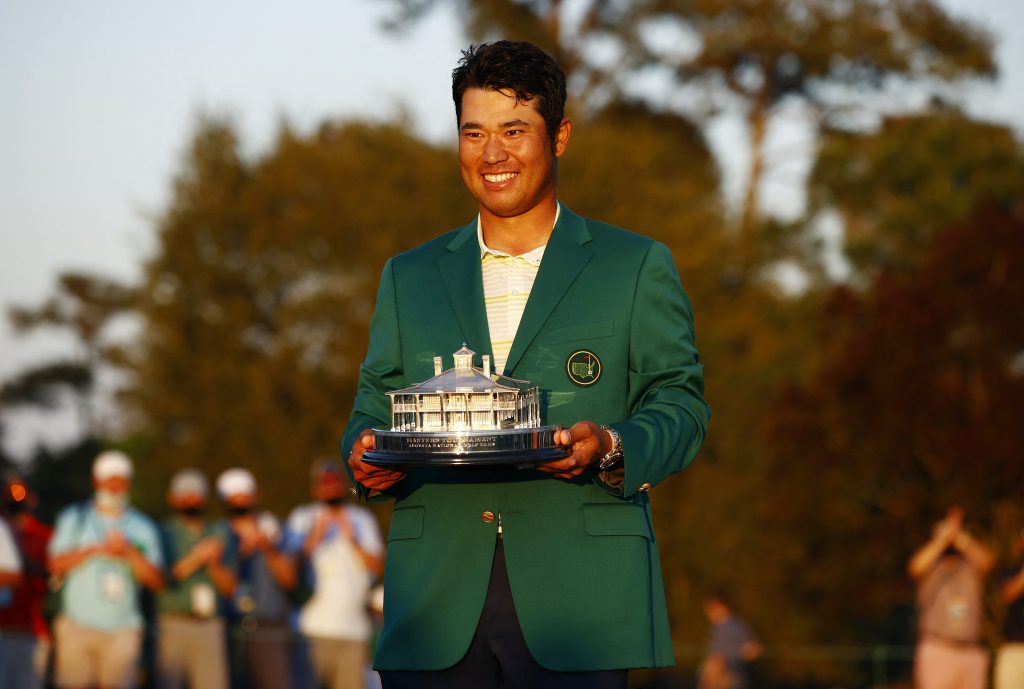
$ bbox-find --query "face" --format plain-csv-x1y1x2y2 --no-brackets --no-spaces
224,492,257,516
458,88,570,220
313,474,347,503
168,492,206,512
94,476,131,494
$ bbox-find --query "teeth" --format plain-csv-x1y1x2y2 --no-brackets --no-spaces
484,173,516,183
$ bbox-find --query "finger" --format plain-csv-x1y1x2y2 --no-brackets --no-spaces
536,456,578,474
568,421,595,440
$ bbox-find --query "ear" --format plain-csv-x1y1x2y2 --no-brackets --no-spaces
554,118,572,158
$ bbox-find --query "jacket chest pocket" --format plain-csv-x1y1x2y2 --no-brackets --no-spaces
541,319,615,345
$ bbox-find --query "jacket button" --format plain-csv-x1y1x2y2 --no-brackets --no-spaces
637,483,652,493
481,511,495,523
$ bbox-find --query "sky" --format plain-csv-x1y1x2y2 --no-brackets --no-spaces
1,0,1022,458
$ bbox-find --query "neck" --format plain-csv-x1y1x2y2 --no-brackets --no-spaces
480,197,558,256
96,504,123,517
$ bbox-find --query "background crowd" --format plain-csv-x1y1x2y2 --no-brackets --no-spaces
0,450,384,689
3,447,1024,689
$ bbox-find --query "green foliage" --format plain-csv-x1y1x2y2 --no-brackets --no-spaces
0,361,92,409
4,271,135,438
809,107,1024,275
8,272,136,347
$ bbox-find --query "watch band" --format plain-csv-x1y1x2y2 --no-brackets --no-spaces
597,425,624,471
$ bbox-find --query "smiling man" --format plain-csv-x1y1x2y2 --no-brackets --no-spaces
342,41,710,689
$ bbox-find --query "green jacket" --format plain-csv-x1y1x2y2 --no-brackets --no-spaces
341,206,710,672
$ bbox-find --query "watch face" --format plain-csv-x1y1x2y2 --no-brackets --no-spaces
599,452,622,471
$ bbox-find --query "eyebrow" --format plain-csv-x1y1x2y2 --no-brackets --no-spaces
460,119,533,131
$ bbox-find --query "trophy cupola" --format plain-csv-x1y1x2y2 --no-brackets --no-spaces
453,344,475,370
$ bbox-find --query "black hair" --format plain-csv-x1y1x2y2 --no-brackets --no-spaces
452,41,567,146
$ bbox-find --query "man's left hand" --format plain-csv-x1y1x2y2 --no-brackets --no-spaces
536,421,609,479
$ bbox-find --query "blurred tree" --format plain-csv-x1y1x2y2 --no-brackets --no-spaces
612,0,995,271
762,205,1024,679
125,116,473,513
384,0,995,275
807,105,1024,277
6,272,135,435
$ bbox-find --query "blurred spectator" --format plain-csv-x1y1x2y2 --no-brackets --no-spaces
286,460,384,689
156,469,237,689
47,450,164,689
0,502,25,689
995,526,1024,689
0,473,52,689
908,506,995,689
217,468,296,689
697,592,762,689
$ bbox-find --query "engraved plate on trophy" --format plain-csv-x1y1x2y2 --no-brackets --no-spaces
362,345,568,468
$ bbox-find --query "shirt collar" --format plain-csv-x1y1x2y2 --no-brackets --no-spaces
477,203,560,267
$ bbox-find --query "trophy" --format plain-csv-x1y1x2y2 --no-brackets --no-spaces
362,345,568,468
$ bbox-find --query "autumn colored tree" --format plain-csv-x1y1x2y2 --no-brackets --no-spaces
125,116,473,513
759,205,1024,681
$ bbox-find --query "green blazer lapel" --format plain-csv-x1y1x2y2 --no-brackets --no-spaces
438,219,493,360
504,207,594,376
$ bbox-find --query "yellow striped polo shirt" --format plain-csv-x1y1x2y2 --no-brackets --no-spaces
477,204,560,375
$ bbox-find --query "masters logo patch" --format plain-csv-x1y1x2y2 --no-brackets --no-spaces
566,350,602,387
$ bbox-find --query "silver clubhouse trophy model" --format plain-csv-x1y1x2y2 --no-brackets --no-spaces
362,345,567,468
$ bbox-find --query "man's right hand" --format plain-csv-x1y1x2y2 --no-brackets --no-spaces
348,429,406,492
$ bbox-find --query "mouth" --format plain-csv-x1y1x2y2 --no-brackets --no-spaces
483,172,518,184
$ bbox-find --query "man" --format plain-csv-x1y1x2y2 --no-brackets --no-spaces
0,473,52,689
47,450,164,689
908,506,995,689
286,459,385,689
342,40,709,689
216,467,296,689
156,469,236,689
995,526,1024,689
698,593,762,689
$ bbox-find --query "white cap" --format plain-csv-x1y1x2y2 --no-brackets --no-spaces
168,469,208,499
92,451,134,481
216,468,257,499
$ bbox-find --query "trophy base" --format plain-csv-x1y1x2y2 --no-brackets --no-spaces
363,426,568,468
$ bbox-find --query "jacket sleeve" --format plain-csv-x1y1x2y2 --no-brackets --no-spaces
340,258,405,499
605,241,710,498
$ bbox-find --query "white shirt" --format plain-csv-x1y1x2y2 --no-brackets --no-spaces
286,503,384,640
0,519,21,573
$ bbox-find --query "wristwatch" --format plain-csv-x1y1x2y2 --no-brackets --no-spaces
597,425,624,471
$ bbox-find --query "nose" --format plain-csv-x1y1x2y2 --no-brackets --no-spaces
483,135,508,164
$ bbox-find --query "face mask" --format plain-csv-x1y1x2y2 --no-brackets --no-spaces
95,489,129,511
178,506,205,518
